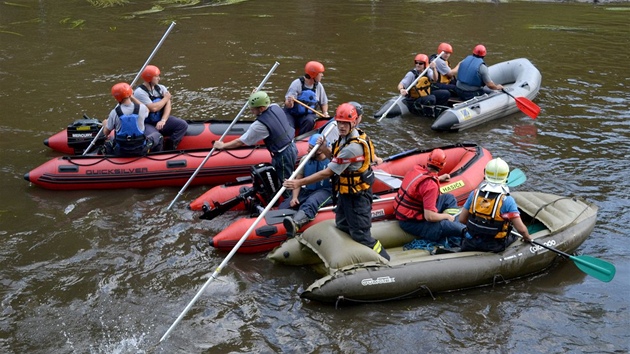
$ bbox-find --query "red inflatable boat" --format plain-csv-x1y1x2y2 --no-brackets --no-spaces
45,117,331,155
28,120,330,190
44,117,262,155
199,143,493,254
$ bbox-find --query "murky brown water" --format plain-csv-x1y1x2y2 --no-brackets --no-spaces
1,1,629,353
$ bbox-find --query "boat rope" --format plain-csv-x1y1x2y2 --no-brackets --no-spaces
528,196,591,229
60,145,260,167
492,274,507,288
333,285,436,308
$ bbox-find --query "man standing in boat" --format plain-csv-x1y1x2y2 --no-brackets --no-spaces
393,148,466,246
459,158,532,252
102,82,162,156
283,61,330,134
283,103,390,261
453,44,504,101
281,133,333,237
134,65,188,150
214,91,298,190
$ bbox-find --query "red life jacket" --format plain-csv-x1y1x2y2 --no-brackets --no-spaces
393,165,439,221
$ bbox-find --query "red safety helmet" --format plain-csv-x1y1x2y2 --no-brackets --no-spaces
304,61,325,79
473,44,487,57
414,54,429,67
334,103,358,124
141,65,161,82
111,82,133,103
427,148,447,171
437,42,453,54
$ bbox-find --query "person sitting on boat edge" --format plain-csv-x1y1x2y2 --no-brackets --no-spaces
283,61,330,134
459,158,532,252
321,101,384,165
281,133,333,237
134,65,188,150
397,53,451,118
454,44,504,101
214,91,298,197
430,42,458,97
283,103,390,261
393,148,466,246
102,82,162,156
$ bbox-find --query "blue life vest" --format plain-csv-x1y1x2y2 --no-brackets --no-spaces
256,105,295,153
304,157,331,191
457,55,485,88
138,84,164,123
289,77,318,117
114,104,147,155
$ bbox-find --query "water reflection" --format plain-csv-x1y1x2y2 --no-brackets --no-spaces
2,0,630,353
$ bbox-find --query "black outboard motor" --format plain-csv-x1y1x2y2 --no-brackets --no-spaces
67,117,105,154
250,163,281,202
199,163,281,220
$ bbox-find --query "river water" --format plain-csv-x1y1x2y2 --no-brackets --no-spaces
1,0,629,353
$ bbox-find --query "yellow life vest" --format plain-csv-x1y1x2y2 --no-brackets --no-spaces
438,59,451,84
331,129,374,194
467,189,511,239
408,74,432,99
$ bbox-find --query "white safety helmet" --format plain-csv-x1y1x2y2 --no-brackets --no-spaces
484,158,509,184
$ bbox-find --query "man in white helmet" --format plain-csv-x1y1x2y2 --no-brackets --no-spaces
459,158,532,252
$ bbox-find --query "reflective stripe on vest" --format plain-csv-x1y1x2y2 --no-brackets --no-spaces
331,129,374,194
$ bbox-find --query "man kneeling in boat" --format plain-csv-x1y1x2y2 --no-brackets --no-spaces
393,148,466,246
459,158,532,252
103,82,163,156
281,133,333,237
283,103,390,261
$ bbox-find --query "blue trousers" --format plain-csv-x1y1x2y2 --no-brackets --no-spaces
399,193,466,243
279,187,332,219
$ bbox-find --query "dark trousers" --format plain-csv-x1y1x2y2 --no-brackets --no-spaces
279,187,332,219
283,108,316,135
399,193,466,243
148,115,188,149
272,142,298,198
335,190,379,250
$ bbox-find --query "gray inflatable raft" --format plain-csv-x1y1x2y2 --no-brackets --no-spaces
373,58,542,132
267,191,597,304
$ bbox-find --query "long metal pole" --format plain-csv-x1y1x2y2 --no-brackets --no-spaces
166,61,280,210
82,22,177,155
376,51,444,122
159,121,337,342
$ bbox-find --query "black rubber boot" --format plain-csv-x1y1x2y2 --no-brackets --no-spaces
283,210,309,238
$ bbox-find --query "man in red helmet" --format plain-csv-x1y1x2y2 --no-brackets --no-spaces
397,53,450,117
134,65,189,150
453,44,504,101
393,148,466,246
283,61,330,134
283,103,390,261
430,42,458,96
103,82,162,156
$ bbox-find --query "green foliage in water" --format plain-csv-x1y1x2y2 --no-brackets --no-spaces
59,18,86,29
87,0,129,7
